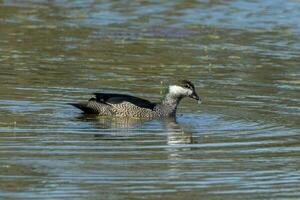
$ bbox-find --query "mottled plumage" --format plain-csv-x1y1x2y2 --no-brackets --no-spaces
70,80,201,118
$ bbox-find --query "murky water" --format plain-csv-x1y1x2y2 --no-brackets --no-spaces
1,0,300,199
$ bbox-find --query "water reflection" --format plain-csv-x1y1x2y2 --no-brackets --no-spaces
163,118,193,145
76,114,193,145
76,114,146,130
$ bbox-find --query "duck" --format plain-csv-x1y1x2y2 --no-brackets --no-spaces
70,80,201,118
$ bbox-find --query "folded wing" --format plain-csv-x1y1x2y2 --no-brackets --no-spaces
94,93,156,110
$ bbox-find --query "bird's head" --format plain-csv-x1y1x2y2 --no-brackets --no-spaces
169,80,202,103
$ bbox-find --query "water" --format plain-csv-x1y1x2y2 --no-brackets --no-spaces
0,0,300,199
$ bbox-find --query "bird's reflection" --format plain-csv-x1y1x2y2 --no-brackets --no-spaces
162,117,193,145
76,114,150,130
76,114,193,144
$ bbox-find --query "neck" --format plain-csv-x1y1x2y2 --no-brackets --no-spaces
160,89,183,116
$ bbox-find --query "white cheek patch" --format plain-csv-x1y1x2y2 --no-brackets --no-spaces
169,85,192,96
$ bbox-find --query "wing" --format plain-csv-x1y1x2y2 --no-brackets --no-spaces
69,101,100,114
94,93,156,110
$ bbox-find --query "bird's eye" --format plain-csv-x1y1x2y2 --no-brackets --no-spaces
185,84,191,89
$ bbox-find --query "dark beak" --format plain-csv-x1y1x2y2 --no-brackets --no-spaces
189,92,202,104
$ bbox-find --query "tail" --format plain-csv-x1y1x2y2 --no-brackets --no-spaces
69,102,99,114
